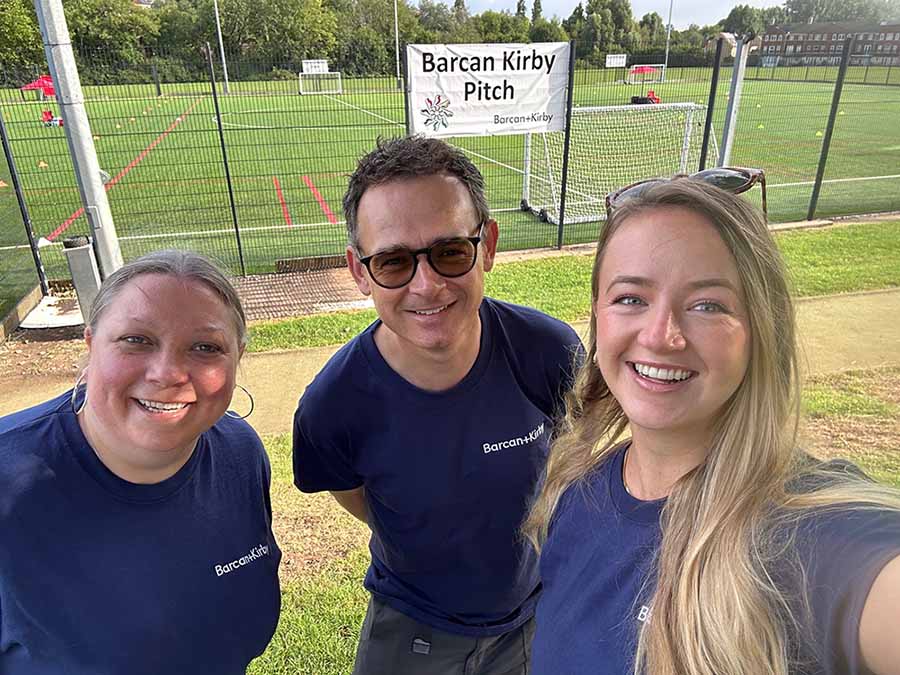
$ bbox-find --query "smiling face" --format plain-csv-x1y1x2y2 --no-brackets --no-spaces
347,173,498,364
79,274,242,483
594,206,751,451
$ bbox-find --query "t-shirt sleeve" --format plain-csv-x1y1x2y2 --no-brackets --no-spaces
292,393,363,493
797,506,900,674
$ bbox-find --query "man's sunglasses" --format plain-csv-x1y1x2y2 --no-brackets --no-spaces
605,167,767,219
357,223,485,289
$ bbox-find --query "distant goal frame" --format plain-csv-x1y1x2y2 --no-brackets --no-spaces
298,59,343,95
625,63,668,84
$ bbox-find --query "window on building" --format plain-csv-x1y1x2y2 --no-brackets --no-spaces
837,33,844,39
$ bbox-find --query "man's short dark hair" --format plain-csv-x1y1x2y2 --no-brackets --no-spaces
343,136,491,249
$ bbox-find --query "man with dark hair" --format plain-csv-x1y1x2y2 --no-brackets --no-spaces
293,136,581,674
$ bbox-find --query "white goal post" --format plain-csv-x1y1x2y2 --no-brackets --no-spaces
521,102,713,225
298,59,343,95
625,63,667,84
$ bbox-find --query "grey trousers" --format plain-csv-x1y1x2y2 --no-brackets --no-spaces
351,596,535,675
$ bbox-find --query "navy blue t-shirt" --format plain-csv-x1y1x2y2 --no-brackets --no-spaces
533,445,900,674
293,298,582,636
0,392,282,675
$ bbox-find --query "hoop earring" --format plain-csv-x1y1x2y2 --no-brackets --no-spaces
71,370,88,415
225,383,254,420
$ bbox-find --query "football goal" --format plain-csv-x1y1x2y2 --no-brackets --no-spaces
298,59,343,95
521,102,711,225
625,63,667,84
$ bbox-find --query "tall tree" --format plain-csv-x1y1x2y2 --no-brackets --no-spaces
761,6,788,26
580,0,636,55
264,0,337,62
783,0,895,23
334,24,389,74
722,4,763,39
531,0,543,22
154,0,202,58
65,0,160,63
472,9,529,42
417,0,455,38
529,17,568,42
638,11,665,48
452,0,469,25
0,0,42,75
515,0,527,19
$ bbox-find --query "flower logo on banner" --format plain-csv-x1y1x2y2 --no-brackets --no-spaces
421,95,453,131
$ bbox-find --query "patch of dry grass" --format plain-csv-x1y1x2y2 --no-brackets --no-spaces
265,434,368,582
800,366,900,488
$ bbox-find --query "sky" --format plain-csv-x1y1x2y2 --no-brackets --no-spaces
466,0,785,29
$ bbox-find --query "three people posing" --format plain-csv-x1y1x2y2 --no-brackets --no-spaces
2,137,899,675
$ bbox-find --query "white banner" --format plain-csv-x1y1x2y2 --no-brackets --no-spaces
407,42,570,137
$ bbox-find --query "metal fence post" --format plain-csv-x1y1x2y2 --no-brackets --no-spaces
33,0,123,278
204,43,246,275
151,62,162,97
807,37,854,221
402,47,411,136
718,38,748,167
555,40,577,250
0,106,50,296
699,38,724,171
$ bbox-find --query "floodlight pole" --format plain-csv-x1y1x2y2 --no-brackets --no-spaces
394,0,402,89
213,0,230,94
33,0,122,279
719,37,748,167
663,0,674,82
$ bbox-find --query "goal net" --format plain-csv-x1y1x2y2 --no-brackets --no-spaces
625,63,667,84
298,59,343,95
521,102,712,225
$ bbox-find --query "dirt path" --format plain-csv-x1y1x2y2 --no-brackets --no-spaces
3,288,898,437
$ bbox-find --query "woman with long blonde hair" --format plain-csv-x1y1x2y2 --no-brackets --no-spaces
524,175,900,675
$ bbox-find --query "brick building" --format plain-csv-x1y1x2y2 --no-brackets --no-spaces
760,21,900,66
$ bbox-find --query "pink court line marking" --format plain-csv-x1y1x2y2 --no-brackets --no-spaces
272,176,293,226
302,174,338,225
47,97,204,242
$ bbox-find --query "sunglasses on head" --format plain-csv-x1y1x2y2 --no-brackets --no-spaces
357,222,485,290
605,167,767,219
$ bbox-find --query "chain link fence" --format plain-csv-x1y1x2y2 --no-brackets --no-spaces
1,37,898,319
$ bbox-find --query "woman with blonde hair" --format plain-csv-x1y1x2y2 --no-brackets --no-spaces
524,173,900,675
